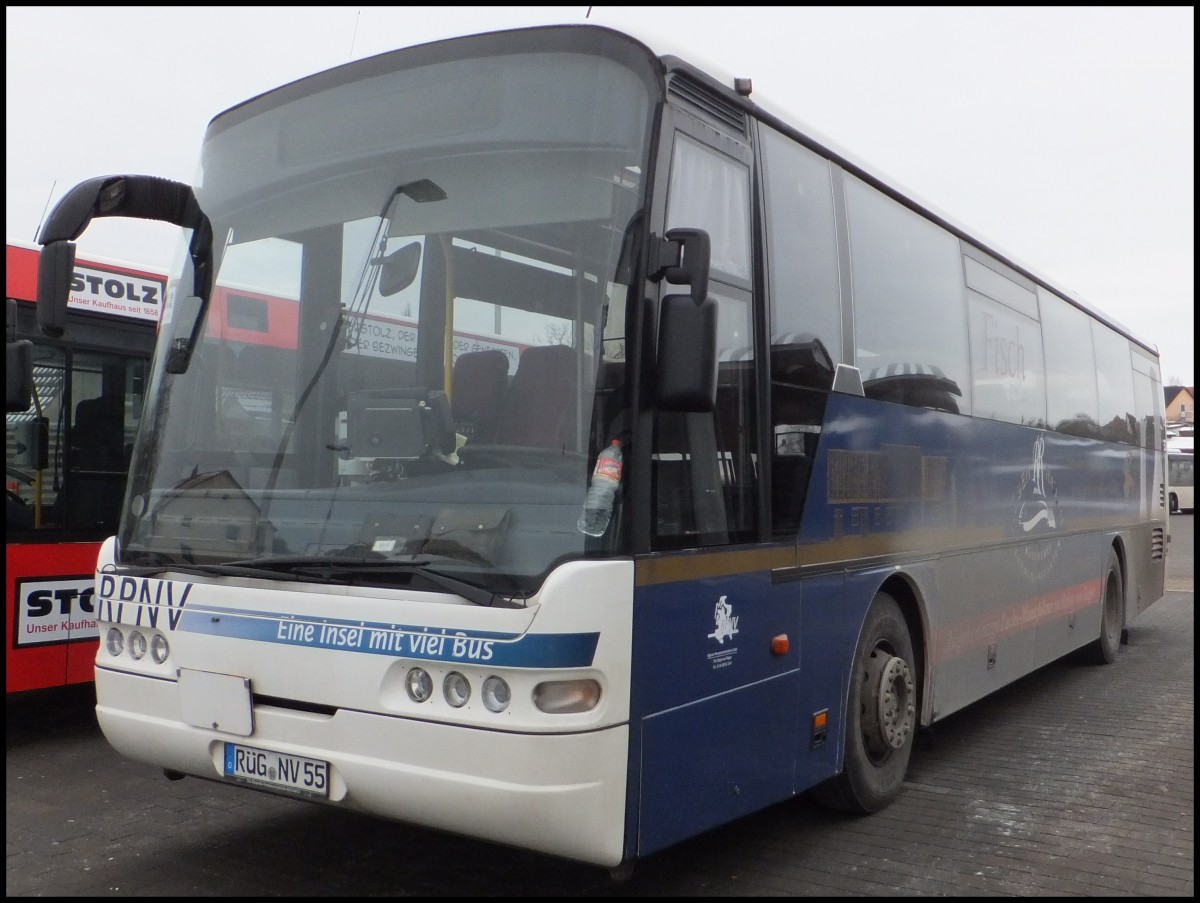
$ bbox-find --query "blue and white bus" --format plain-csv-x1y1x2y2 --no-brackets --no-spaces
27,23,1168,873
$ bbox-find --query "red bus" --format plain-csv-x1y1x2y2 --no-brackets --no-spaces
5,241,164,693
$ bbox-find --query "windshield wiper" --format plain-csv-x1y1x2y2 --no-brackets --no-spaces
111,553,526,608
104,561,334,583
221,554,525,608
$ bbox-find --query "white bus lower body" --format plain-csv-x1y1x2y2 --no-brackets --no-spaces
95,666,629,867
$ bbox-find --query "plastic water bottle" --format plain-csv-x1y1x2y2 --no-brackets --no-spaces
578,439,623,536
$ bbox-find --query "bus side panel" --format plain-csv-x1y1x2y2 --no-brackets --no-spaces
807,396,1155,551
789,571,857,794
1129,519,1169,618
6,542,102,693
630,567,847,856
804,394,1161,723
636,669,799,855
928,532,1105,721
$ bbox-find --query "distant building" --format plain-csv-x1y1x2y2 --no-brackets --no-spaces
1164,385,1195,429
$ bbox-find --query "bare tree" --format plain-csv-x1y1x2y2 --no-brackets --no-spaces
541,321,573,346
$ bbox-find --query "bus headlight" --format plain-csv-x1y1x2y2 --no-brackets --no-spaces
481,676,511,713
443,671,471,708
405,667,433,703
150,633,170,664
105,628,124,657
128,631,148,660
533,678,601,714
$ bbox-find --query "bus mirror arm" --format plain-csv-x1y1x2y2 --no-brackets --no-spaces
36,175,213,343
649,228,710,305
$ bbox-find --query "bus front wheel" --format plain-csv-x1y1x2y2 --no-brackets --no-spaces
813,591,916,814
1085,547,1124,665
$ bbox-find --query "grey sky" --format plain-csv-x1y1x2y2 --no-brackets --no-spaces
6,6,1194,384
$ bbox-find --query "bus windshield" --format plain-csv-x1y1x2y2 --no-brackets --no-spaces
122,38,655,593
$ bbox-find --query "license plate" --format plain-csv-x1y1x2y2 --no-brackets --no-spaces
223,743,329,798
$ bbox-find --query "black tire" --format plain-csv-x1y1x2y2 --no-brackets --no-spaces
1086,547,1124,665
813,591,917,813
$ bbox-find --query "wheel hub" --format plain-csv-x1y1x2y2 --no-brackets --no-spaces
862,648,915,756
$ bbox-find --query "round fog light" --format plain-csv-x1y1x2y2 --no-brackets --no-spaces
128,631,148,660
481,676,511,713
443,671,471,708
406,667,433,703
150,633,170,664
105,627,124,657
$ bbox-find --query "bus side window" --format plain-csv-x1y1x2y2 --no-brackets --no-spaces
652,129,758,550
844,175,970,414
770,337,833,537
760,127,842,538
652,290,758,549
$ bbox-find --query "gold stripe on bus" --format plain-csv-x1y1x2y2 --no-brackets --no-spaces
793,527,1003,566
635,547,796,586
635,515,1138,588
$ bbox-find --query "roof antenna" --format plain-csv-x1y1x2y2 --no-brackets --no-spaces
586,6,593,18
33,180,56,242
349,9,361,59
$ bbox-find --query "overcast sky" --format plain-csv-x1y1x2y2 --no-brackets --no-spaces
6,6,1194,385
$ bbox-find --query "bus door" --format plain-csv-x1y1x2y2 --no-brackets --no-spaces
631,102,806,856
7,340,148,692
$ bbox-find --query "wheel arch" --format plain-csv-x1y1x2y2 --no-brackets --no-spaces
1108,533,1129,627
875,572,931,728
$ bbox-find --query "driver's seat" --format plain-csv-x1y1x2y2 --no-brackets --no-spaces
491,345,578,450
451,349,509,443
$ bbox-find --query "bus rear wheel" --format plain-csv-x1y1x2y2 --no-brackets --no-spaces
813,591,916,813
1085,547,1124,665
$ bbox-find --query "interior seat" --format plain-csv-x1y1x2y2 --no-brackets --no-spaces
450,349,510,443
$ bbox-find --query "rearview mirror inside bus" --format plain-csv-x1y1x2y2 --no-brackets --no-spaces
376,241,422,297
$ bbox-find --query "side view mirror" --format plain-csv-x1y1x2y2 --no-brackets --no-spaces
36,241,75,339
36,175,212,351
6,339,33,413
652,228,717,412
656,294,718,412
